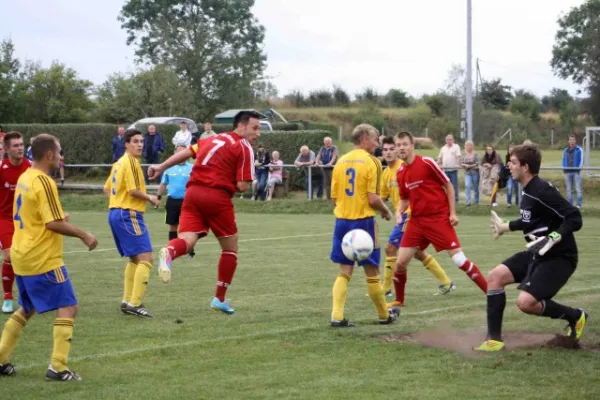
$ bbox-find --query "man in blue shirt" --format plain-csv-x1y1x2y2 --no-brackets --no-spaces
112,126,126,162
562,134,584,208
156,146,195,257
314,136,338,200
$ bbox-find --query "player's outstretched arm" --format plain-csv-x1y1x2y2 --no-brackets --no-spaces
149,148,194,179
490,211,511,239
46,220,98,251
540,185,583,237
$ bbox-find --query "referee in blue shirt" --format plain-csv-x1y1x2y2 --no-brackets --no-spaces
156,146,195,257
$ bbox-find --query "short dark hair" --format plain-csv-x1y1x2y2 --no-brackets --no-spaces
31,134,59,161
233,110,261,129
511,144,541,175
382,136,395,146
3,131,23,148
124,129,143,143
569,134,576,140
395,131,414,144
257,143,264,149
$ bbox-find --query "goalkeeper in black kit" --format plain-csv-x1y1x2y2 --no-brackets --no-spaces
475,143,588,352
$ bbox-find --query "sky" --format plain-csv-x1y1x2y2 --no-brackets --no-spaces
0,0,587,99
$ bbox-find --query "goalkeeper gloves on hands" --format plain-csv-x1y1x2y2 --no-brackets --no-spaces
490,211,510,240
526,232,562,256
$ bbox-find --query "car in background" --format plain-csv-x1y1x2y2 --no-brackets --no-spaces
128,117,199,134
260,120,273,131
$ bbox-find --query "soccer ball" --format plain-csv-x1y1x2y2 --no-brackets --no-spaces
341,229,374,262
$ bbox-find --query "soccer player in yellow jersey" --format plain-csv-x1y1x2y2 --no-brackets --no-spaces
104,130,160,319
379,137,455,307
329,124,400,327
0,134,98,381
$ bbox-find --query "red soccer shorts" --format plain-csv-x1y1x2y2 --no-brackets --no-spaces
400,216,461,252
178,186,237,238
0,220,14,250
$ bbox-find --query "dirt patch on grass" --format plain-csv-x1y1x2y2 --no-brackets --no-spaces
382,330,598,357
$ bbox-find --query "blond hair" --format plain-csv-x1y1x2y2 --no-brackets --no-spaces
351,124,378,145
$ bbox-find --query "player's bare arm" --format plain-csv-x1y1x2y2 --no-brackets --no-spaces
443,181,459,225
368,192,392,221
46,220,98,251
128,189,160,207
148,148,194,179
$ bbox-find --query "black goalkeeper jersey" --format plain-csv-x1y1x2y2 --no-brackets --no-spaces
508,175,581,261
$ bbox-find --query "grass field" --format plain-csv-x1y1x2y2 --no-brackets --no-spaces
2,212,600,399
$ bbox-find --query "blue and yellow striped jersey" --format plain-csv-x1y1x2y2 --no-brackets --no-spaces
331,149,382,220
11,169,66,275
105,154,147,213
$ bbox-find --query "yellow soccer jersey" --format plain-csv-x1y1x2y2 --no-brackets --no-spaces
106,154,147,213
331,149,382,220
381,159,411,215
11,169,66,276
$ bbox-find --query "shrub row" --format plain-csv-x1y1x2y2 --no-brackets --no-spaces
2,124,330,190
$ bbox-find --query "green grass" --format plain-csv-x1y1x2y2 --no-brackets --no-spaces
2,212,600,399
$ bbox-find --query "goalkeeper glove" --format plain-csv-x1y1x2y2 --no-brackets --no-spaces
490,211,510,240
526,232,562,256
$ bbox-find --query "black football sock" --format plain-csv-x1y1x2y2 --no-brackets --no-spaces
168,231,177,241
487,289,506,341
540,299,581,323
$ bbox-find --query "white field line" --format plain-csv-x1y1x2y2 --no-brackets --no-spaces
16,284,600,371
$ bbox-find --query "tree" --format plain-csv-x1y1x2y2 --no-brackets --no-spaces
0,39,24,122
551,0,600,124
510,90,542,121
19,61,94,123
385,88,411,108
560,101,579,131
95,65,196,123
355,87,380,104
443,64,467,103
479,78,512,110
119,0,267,120
307,89,334,107
332,85,350,107
541,88,575,112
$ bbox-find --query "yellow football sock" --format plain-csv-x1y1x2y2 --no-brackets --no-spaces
0,311,27,364
367,276,388,320
331,273,351,321
131,261,152,307
423,255,451,286
51,318,74,372
383,256,396,292
123,262,137,303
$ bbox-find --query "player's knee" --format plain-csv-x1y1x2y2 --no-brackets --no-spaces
515,294,538,314
385,242,397,257
451,251,467,268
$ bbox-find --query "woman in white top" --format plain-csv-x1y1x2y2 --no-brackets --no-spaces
266,151,284,201
172,121,192,147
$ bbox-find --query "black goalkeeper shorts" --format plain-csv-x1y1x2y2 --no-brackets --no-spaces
165,197,184,226
502,251,576,301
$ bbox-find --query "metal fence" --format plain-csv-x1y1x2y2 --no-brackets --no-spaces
59,163,600,201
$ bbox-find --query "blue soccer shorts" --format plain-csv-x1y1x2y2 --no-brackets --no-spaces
108,208,153,257
387,213,410,247
16,266,78,314
330,217,380,267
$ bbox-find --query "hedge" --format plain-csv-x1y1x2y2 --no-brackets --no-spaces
2,123,329,190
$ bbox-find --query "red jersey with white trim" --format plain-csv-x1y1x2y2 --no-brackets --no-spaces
0,158,32,221
188,132,255,197
397,155,450,218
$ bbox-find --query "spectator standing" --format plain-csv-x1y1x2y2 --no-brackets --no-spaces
172,121,192,147
437,134,461,203
373,134,387,167
562,134,584,208
461,140,479,206
505,145,520,207
295,145,322,199
315,136,338,200
480,145,502,203
25,137,33,161
252,144,271,201
112,126,126,162
266,151,284,201
143,125,165,183
200,123,217,140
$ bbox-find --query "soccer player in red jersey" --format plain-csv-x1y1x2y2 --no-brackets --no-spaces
0,132,32,313
148,111,259,315
392,131,487,301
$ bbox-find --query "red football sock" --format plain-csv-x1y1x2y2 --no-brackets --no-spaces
166,238,189,260
215,251,237,302
459,260,488,293
2,261,14,300
393,270,407,304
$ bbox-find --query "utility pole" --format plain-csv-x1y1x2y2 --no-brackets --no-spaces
466,0,474,142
